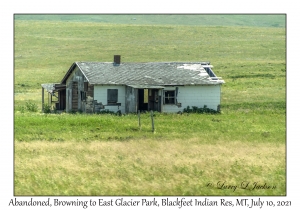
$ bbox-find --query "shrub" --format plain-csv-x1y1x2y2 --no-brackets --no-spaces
98,109,115,114
16,105,26,113
68,109,77,114
25,101,38,112
183,105,220,114
43,104,52,114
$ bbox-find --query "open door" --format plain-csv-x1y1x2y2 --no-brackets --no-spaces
58,89,66,110
138,89,148,111
127,85,164,113
125,86,138,113
148,89,160,112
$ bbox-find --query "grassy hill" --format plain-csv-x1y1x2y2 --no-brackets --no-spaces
14,19,286,108
14,14,286,27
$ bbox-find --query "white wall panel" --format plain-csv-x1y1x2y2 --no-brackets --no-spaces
163,85,221,113
94,85,126,113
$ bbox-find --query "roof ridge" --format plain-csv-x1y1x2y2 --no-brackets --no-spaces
76,61,210,64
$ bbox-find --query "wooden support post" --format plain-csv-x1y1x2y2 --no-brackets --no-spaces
138,110,141,129
151,110,155,132
42,87,44,112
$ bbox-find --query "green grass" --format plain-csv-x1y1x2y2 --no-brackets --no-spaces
14,16,286,195
14,111,285,143
14,14,286,28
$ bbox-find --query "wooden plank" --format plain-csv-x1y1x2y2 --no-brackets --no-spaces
125,86,137,113
151,110,155,132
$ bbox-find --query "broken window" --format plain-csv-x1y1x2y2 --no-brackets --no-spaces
84,82,89,91
80,91,86,101
107,89,118,104
164,90,176,104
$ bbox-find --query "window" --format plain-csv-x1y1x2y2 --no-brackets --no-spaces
84,82,89,91
164,90,176,104
107,89,118,104
80,91,86,101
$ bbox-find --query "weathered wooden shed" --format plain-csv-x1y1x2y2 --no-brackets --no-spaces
41,55,225,113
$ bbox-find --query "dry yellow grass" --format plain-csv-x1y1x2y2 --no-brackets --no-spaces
14,139,285,195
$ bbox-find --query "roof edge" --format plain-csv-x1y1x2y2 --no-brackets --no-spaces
60,62,90,84
61,62,77,84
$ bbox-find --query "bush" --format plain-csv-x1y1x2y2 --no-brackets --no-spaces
16,105,26,113
25,101,38,112
68,109,77,114
183,105,220,114
97,109,116,115
43,104,52,113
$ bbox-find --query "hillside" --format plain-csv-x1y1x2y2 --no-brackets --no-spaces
14,14,286,28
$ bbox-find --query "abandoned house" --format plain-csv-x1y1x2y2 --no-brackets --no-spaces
41,55,225,113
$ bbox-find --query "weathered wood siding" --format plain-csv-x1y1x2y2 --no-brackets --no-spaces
83,84,94,113
65,66,94,112
125,86,137,113
72,82,78,110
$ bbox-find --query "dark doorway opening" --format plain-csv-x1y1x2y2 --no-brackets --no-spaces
58,89,66,110
148,89,159,111
138,89,148,111
137,88,161,112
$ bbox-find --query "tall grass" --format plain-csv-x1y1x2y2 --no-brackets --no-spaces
14,110,285,143
15,139,285,196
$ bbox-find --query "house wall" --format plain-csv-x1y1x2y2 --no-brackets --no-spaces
162,85,221,113
65,66,88,112
93,85,221,113
94,85,126,113
64,66,222,114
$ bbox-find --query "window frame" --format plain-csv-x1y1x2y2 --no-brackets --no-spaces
80,91,86,101
107,89,118,105
163,90,176,105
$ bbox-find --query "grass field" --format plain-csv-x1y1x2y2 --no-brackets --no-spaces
14,15,286,196
14,14,286,27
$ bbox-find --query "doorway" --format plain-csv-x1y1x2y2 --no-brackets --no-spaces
137,88,161,112
138,89,148,111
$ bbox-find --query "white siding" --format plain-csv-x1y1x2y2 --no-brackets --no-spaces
94,85,126,113
91,84,221,114
162,85,221,113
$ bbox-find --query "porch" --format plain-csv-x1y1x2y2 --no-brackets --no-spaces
41,83,66,111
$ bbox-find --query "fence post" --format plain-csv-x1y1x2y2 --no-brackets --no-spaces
42,87,44,112
138,110,141,129
151,110,155,132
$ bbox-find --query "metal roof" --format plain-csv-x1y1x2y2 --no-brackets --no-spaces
61,61,225,86
41,83,66,93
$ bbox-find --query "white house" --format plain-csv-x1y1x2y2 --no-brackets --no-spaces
41,55,225,113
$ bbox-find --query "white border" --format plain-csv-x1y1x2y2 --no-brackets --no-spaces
2,1,298,209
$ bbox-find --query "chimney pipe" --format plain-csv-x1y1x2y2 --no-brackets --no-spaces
114,55,121,65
